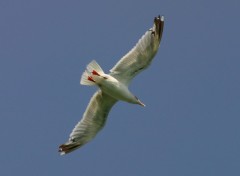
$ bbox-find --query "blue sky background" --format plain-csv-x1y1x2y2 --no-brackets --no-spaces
1,0,240,175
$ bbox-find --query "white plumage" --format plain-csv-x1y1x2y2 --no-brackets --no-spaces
59,16,164,155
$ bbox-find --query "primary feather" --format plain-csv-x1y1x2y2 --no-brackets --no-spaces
110,16,164,85
59,91,117,155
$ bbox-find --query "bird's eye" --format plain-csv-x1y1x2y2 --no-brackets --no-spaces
103,76,108,79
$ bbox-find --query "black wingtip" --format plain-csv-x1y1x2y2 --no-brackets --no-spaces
154,15,164,41
155,15,164,22
58,142,82,155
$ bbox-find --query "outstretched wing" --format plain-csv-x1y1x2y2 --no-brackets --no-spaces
110,16,164,85
59,90,117,155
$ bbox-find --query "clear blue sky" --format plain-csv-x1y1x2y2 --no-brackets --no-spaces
1,0,240,175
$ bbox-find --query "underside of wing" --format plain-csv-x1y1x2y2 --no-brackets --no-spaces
59,90,117,155
110,16,164,85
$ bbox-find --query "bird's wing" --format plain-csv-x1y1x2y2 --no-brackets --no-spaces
110,16,164,85
59,90,117,155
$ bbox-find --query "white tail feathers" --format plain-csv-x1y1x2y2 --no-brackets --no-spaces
87,60,104,75
80,60,105,86
80,70,95,85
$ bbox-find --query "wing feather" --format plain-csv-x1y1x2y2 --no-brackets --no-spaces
59,90,117,155
110,16,164,85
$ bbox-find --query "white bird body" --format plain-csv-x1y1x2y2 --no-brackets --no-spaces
59,16,164,155
99,77,140,104
84,65,144,106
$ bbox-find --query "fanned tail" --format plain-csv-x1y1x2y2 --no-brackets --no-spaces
80,60,105,86
80,70,96,85
87,60,104,75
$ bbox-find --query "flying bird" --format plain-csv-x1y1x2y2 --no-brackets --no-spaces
59,15,164,155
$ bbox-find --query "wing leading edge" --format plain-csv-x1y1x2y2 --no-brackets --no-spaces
59,90,117,155
110,15,164,85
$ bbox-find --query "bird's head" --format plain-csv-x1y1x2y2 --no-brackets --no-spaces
134,96,146,107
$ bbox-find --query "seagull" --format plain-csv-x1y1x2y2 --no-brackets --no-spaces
59,15,164,155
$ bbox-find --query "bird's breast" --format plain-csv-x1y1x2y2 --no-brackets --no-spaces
99,78,134,102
